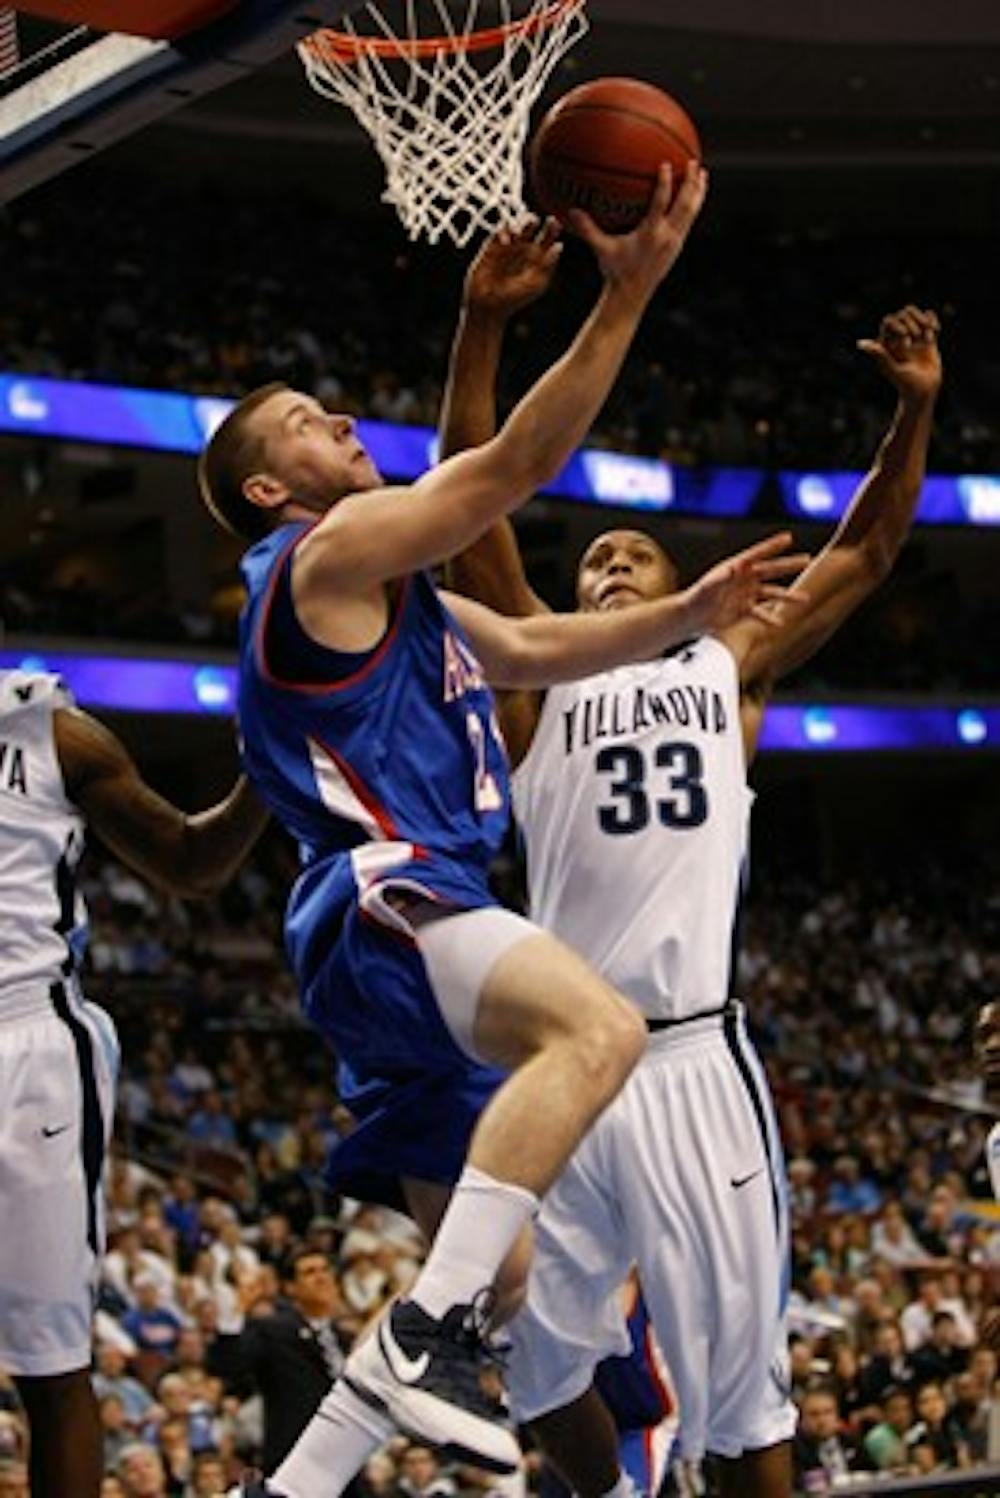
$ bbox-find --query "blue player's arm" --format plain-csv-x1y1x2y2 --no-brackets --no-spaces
295,165,707,599
439,221,560,622
720,307,942,700
56,708,268,898
440,534,808,689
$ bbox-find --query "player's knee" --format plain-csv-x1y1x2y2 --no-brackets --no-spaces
569,999,645,1093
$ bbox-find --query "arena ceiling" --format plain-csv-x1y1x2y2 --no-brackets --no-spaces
146,0,1000,174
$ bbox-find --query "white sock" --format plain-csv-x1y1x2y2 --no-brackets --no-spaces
410,1165,538,1320
270,1381,394,1498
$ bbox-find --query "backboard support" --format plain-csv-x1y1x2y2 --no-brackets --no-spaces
0,0,353,202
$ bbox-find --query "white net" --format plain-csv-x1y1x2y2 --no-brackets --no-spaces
297,0,588,246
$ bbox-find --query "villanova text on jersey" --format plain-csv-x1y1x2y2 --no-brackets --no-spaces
0,740,29,796
561,677,729,756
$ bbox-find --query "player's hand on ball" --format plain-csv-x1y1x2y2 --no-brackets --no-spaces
571,158,708,305
463,217,563,317
683,532,810,635
857,305,942,401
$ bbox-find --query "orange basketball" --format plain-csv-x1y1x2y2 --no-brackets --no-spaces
529,77,701,234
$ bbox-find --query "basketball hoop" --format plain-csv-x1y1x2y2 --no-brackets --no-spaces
297,0,588,246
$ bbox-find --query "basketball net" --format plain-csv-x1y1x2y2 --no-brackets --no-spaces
298,0,588,246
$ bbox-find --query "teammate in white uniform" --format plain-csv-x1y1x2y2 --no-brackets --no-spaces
442,222,942,1498
0,670,266,1498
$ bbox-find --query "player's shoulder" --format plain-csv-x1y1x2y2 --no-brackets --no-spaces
0,669,74,716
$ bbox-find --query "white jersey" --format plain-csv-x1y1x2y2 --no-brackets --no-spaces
0,671,88,1016
987,1121,1000,1201
511,636,750,1022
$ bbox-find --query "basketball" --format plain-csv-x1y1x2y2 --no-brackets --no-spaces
529,77,701,235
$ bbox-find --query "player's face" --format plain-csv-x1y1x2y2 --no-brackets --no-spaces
975,1001,1000,1098
248,390,382,512
576,530,678,612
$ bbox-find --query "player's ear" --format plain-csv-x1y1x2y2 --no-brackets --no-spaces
243,472,290,512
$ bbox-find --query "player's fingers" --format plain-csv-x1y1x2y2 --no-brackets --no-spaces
751,554,812,580
912,307,940,341
730,531,796,566
881,314,909,344
755,584,811,605
567,207,612,252
857,338,890,364
898,306,925,339
536,216,563,249
514,215,540,241
668,161,707,228
648,161,674,220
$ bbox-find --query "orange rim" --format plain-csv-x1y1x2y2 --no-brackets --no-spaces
301,0,583,64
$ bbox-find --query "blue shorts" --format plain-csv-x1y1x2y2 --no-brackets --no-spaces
302,899,507,1208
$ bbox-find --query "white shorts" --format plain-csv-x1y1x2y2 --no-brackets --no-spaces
0,986,119,1377
507,1003,796,1461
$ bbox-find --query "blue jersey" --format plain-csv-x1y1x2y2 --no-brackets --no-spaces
238,523,511,996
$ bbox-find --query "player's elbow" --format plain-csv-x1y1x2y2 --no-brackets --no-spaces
857,535,896,586
491,422,560,495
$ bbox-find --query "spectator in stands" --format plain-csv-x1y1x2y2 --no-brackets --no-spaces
912,1310,970,1384
824,1154,882,1216
190,1451,230,1497
792,1383,862,1490
393,1446,455,1498
157,1416,193,1492
870,1201,927,1266
92,1344,156,1431
850,1278,890,1359
861,1385,914,1474
99,1394,132,1472
905,1381,971,1473
162,1175,201,1254
950,1370,991,1463
857,1319,916,1405
116,1443,170,1498
900,1274,944,1352
829,1344,865,1430
209,1247,352,1474
187,1089,239,1150
121,1276,183,1361
256,1213,295,1275
917,1183,966,1259
171,1329,211,1390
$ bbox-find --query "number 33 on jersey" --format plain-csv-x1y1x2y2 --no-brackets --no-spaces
512,637,751,1023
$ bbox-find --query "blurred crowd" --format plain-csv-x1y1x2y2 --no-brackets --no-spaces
5,171,1000,690
3,168,1000,478
8,541,1000,695
0,834,998,1494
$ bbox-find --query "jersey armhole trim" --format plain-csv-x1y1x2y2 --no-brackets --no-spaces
255,526,412,696
508,687,555,795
